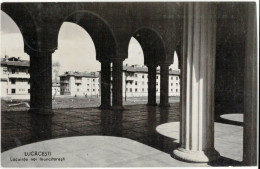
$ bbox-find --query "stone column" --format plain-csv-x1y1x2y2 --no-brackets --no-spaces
29,51,53,114
173,3,220,162
243,3,257,166
100,60,111,109
147,64,157,106
159,63,170,107
112,58,124,110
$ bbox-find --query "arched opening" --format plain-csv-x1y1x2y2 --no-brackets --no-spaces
1,11,30,106
123,37,145,104
167,52,181,99
52,11,117,109
123,27,181,106
52,22,101,108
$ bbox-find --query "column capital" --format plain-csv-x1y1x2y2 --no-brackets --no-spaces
99,58,111,63
158,62,171,67
25,47,56,57
145,63,159,68
111,57,125,62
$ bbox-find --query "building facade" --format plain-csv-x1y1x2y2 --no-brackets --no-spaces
1,56,30,100
59,71,100,97
121,65,180,97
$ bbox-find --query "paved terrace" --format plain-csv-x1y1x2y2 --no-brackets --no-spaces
1,103,243,167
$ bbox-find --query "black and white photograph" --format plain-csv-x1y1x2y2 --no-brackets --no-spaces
0,0,258,168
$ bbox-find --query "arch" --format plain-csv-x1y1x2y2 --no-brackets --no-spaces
57,11,117,61
1,3,38,53
128,27,166,66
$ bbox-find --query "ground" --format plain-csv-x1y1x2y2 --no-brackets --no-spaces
1,96,244,166
1,96,180,111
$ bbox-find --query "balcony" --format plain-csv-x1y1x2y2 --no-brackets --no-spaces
75,79,82,84
8,73,30,79
61,80,69,83
125,76,135,81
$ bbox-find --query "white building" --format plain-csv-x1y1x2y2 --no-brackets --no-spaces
122,65,180,97
1,56,30,100
52,79,60,96
59,71,100,97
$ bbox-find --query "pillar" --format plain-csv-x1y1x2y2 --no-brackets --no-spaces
159,63,170,107
112,58,124,110
173,3,220,162
243,3,257,166
28,50,53,114
100,59,111,109
147,64,157,106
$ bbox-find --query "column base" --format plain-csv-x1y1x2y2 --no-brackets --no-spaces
112,105,124,110
28,108,53,115
99,105,111,110
173,147,220,163
147,103,157,106
159,103,170,107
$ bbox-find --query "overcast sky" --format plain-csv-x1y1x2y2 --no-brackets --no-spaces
1,11,179,73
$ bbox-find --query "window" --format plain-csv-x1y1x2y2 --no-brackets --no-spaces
93,89,95,91
142,75,144,78
28,80,30,84
156,82,158,86
176,77,178,80
135,88,137,92
156,89,158,92
87,89,89,91
11,68,15,74
171,89,173,92
142,88,144,92
87,84,89,86
130,88,132,92
11,79,15,84
176,83,178,86
77,89,79,92
6,89,8,93
171,83,173,86
28,89,30,93
176,89,178,92
126,88,128,92
135,74,137,77
171,77,173,80
156,76,158,79
93,79,95,82
11,89,16,94
76,84,80,86
135,82,137,85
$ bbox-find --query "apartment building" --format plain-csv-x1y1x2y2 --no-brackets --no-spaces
59,71,100,97
122,65,180,97
1,56,30,99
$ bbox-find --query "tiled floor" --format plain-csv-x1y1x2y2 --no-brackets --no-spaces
1,103,244,166
156,121,243,162
1,136,208,167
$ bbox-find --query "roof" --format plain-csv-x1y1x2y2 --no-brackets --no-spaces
123,65,180,75
59,71,99,78
1,56,29,67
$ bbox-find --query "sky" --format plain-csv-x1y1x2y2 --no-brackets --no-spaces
1,11,179,74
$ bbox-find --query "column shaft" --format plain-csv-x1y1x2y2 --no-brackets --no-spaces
160,64,170,107
147,65,157,106
112,59,123,110
173,3,219,162
100,60,111,109
243,3,257,166
29,51,53,114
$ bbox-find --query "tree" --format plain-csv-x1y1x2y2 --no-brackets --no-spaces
52,61,60,81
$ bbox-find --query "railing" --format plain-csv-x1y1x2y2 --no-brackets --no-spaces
8,73,30,79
